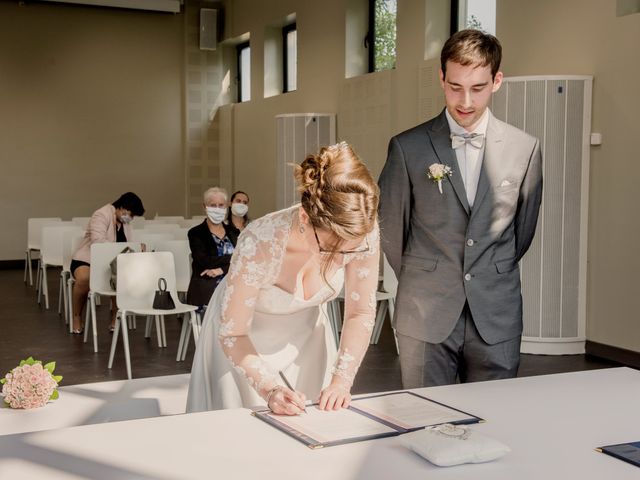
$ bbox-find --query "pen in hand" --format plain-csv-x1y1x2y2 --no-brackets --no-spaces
278,371,307,413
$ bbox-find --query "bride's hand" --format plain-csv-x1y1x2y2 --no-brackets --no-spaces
267,386,307,416
318,381,351,411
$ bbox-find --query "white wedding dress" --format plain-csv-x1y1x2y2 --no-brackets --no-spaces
186,205,380,412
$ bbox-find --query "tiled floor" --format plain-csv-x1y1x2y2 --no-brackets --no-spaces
0,267,621,394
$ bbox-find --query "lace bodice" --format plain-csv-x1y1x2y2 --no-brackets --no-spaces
217,205,380,400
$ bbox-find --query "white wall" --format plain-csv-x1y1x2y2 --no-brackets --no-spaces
0,1,185,260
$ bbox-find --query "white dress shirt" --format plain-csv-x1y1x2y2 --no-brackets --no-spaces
445,108,490,208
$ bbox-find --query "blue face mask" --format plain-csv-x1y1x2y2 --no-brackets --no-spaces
119,214,132,224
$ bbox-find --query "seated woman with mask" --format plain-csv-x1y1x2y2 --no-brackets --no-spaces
70,192,145,334
186,187,239,309
227,190,250,235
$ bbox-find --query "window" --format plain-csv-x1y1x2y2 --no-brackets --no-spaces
237,42,251,102
283,23,297,92
367,0,397,72
455,0,496,35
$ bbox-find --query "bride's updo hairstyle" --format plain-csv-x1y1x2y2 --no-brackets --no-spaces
295,142,379,267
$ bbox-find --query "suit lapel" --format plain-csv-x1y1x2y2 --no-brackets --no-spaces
471,112,505,218
427,111,470,215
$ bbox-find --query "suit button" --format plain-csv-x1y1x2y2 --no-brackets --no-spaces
466,239,474,247
464,273,471,281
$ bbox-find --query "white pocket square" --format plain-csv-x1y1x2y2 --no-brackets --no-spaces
499,180,514,187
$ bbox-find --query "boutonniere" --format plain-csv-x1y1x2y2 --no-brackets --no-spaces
427,163,453,194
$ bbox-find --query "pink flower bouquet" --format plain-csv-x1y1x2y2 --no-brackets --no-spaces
1,357,62,409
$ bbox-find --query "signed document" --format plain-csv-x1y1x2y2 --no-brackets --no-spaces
253,391,481,449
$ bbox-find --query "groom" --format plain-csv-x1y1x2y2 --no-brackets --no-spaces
378,29,542,387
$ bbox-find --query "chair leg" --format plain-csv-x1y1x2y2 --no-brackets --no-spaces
155,315,162,347
24,250,29,284
107,312,120,369
42,264,50,309
27,250,34,286
67,278,74,331
181,322,192,361
388,299,399,355
184,311,199,361
58,273,65,315
121,312,133,379
177,318,188,361
144,315,152,338
91,294,99,353
160,316,167,347
36,260,42,303
83,294,91,341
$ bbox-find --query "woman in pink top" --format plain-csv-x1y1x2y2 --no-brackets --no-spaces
70,192,145,333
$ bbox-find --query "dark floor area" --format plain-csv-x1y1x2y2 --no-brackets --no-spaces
0,267,622,393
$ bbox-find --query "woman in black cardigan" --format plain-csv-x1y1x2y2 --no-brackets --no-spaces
186,187,239,308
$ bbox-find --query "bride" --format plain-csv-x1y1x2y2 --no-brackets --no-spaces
186,142,380,415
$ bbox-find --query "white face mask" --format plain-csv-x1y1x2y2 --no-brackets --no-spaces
206,206,227,224
231,203,249,217
119,214,132,224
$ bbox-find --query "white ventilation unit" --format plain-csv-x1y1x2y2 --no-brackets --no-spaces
38,0,181,13
492,76,592,355
275,114,336,209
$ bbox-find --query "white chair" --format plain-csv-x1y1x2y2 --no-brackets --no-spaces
154,240,192,294
154,216,184,223
179,218,203,228
71,217,91,229
24,217,61,286
371,254,399,354
37,223,79,310
108,252,199,379
140,219,170,227
84,242,142,352
132,232,174,251
142,224,181,233
155,240,198,360
172,228,191,240
131,217,147,229
63,233,85,332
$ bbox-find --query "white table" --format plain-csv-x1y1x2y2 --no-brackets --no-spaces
0,368,638,479
0,374,189,437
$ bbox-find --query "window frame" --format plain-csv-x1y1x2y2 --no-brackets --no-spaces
282,22,297,93
366,0,397,73
236,41,251,103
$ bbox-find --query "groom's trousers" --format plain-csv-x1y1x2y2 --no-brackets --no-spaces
397,303,521,388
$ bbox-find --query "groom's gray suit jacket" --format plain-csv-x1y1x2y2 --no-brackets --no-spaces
378,109,543,345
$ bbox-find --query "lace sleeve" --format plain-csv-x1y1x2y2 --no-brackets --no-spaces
330,224,380,387
216,216,289,400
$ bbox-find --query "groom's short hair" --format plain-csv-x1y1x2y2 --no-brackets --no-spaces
441,29,502,80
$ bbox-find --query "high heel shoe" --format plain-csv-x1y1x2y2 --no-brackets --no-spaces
71,328,83,335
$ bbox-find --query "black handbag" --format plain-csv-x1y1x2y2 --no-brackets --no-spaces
153,278,176,310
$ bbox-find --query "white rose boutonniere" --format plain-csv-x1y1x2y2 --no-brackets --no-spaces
427,163,453,194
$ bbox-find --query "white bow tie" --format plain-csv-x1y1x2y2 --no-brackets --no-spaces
451,133,485,149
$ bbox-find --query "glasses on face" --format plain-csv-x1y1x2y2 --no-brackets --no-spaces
312,226,370,255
